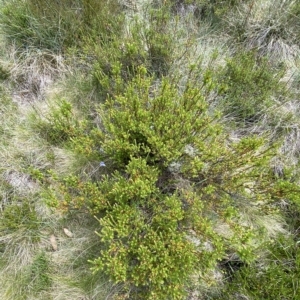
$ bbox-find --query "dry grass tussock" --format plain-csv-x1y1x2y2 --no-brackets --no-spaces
225,0,300,62
269,71,300,167
0,184,113,299
0,52,113,300
6,45,68,106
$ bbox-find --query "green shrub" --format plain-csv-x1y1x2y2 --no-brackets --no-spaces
145,6,175,76
90,37,148,100
30,98,106,165
1,0,299,299
89,6,175,101
31,99,86,145
41,66,300,299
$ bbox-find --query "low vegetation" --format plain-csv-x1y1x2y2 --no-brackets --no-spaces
0,0,300,299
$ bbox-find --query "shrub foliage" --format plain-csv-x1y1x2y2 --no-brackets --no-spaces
41,67,299,299
1,0,300,299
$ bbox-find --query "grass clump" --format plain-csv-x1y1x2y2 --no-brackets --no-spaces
217,50,286,124
0,87,17,141
1,200,39,234
169,0,249,21
27,251,52,294
220,236,300,300
0,64,9,81
0,0,125,52
225,0,300,61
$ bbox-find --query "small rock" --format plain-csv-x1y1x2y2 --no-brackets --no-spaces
63,228,73,238
50,234,58,251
